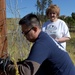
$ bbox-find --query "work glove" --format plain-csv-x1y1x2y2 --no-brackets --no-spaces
0,57,13,72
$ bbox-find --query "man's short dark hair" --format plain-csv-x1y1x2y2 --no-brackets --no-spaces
19,13,40,28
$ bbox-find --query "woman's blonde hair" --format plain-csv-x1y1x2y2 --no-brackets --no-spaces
46,4,60,18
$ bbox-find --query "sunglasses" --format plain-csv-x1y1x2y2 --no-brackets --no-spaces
22,27,34,36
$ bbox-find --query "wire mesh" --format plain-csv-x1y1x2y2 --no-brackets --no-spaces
6,0,31,61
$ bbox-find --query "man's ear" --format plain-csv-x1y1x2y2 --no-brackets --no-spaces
33,26,38,32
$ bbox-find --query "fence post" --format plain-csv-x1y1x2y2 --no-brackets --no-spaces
0,0,7,58
0,0,7,74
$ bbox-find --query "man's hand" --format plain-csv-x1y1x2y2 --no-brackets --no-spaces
0,57,13,72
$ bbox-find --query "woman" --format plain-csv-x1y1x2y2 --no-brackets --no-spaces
42,4,71,49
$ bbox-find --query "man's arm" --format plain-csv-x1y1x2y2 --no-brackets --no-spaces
6,60,40,75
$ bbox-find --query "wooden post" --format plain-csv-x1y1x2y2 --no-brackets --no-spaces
0,0,7,58
0,0,7,74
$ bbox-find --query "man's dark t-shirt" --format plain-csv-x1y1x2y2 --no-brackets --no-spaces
28,31,75,75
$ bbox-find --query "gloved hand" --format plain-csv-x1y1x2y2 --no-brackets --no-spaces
0,57,13,72
0,58,4,71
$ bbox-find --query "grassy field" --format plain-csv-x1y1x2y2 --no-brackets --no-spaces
66,32,75,65
8,33,75,64
6,18,75,64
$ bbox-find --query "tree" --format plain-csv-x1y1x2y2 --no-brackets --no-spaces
65,17,75,25
36,0,52,22
36,0,41,15
36,0,52,15
71,12,75,20
47,0,52,7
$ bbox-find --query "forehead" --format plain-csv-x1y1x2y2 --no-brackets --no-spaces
49,9,57,13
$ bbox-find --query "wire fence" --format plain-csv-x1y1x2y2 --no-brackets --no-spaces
6,0,31,61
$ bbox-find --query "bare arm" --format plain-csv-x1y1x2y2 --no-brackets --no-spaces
55,37,71,43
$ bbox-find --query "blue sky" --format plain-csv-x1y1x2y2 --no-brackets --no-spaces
6,0,75,18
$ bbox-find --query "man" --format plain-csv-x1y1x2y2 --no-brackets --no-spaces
0,13,75,75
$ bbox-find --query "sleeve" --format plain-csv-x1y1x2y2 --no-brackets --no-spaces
42,22,47,31
27,42,50,64
63,22,71,38
6,60,40,75
42,24,46,31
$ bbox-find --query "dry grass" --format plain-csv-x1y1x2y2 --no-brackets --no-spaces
68,53,75,65
67,32,75,65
